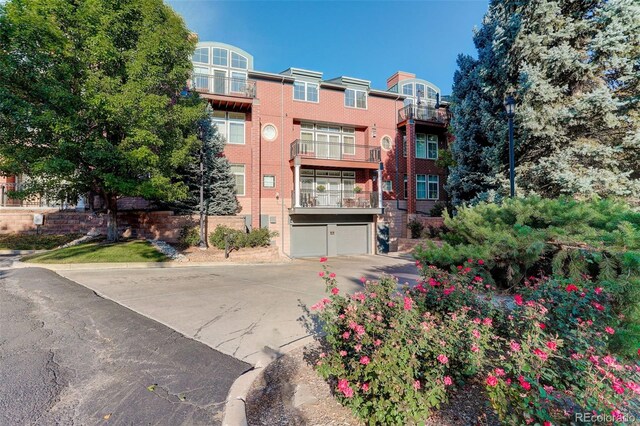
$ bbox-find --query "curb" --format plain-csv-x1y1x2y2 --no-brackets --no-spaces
10,259,291,271
222,335,318,426
0,250,47,255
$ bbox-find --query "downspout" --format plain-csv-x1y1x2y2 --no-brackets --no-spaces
280,75,288,257
394,94,407,212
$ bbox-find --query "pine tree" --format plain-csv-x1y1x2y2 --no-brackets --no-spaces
448,0,640,203
169,113,240,215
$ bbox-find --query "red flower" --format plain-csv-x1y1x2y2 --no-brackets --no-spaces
592,302,605,311
443,285,455,296
546,341,557,351
539,323,547,330
514,294,523,306
594,287,603,294
478,259,485,265
533,348,549,361
565,284,579,292
543,422,552,426
605,327,615,335
329,272,336,278
486,375,498,387
331,287,339,295
318,271,325,277
361,383,369,392
518,375,531,391
320,257,328,263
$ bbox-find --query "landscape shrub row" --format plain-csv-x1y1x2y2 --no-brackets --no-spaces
208,224,277,250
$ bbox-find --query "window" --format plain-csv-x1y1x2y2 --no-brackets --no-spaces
428,175,439,199
193,66,209,90
231,52,247,69
417,175,427,199
415,83,425,98
212,111,245,144
345,89,367,109
343,135,355,155
416,133,427,159
230,71,246,93
402,83,413,96
230,164,245,196
192,47,209,64
212,48,227,66
263,175,276,188
404,175,408,199
293,81,318,102
427,135,438,159
383,180,393,192
381,136,392,151
427,86,438,99
402,135,407,157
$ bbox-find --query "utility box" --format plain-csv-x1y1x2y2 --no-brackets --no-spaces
33,213,44,226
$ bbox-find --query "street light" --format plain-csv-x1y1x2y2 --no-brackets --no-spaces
504,95,516,198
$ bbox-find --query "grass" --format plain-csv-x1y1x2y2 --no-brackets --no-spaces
23,240,168,264
0,233,82,250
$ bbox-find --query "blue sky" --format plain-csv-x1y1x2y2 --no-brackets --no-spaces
166,1,489,94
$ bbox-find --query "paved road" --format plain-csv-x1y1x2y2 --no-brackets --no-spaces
59,254,420,365
0,267,250,425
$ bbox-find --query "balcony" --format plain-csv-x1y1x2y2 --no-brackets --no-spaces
290,139,381,170
290,189,381,214
397,104,449,126
1,182,63,208
191,74,256,109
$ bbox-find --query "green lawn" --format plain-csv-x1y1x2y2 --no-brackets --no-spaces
0,234,82,250
23,240,168,264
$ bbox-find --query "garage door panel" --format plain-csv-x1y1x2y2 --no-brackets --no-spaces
291,225,327,257
337,224,368,255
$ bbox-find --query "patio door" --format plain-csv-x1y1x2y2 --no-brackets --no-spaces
316,177,341,207
316,133,340,159
213,69,227,95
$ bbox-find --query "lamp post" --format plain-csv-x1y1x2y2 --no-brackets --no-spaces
504,95,516,198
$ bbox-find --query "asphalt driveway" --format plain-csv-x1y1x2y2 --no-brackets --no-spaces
0,267,249,425
58,254,420,365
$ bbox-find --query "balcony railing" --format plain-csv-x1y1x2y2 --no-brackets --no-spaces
398,104,448,124
290,140,381,163
191,74,257,98
0,182,64,208
293,189,380,209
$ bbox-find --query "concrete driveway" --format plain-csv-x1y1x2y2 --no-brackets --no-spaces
59,254,419,365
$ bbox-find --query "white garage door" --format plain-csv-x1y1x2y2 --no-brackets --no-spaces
337,224,369,255
291,225,327,258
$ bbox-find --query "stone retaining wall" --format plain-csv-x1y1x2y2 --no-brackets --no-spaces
0,210,245,243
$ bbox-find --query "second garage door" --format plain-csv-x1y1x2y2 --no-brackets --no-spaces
336,224,369,255
291,225,328,257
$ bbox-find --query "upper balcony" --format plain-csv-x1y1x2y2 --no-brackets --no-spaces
290,139,381,170
397,104,449,127
191,74,256,110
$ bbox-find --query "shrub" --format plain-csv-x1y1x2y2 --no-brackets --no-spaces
208,225,277,250
429,202,448,217
407,218,424,239
178,226,201,248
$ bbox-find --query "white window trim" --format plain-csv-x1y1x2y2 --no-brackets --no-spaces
416,175,427,200
344,88,367,110
230,51,248,69
213,111,245,145
229,71,247,95
212,47,228,67
342,134,356,155
231,164,246,196
427,135,439,160
380,135,392,151
382,180,393,192
192,47,210,64
416,134,427,159
263,175,276,188
293,81,319,103
427,175,439,200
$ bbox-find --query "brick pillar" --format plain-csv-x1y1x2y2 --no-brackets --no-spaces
406,119,416,214
250,101,261,229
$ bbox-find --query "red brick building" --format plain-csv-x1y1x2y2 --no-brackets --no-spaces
191,41,450,256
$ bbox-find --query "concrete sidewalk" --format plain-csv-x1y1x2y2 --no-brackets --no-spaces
57,254,419,365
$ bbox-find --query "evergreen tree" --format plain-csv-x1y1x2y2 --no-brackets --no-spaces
169,112,239,215
448,0,640,203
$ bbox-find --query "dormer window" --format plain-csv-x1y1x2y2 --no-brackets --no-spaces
231,52,248,69
192,47,209,64
293,81,319,102
345,89,367,109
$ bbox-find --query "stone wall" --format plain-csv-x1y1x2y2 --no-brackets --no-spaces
0,210,245,243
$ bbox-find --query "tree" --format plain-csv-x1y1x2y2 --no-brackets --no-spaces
0,0,204,241
448,0,640,203
168,111,240,215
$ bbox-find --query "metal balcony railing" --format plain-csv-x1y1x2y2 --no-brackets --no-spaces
292,189,380,209
191,74,257,98
398,104,448,124
0,182,64,208
290,139,381,163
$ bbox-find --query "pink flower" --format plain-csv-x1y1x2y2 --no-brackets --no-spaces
428,277,439,287
387,301,395,307
443,376,453,386
486,375,498,387
413,380,421,390
359,276,366,283
320,257,328,263
611,409,623,421
355,325,365,336
329,272,336,278
471,344,480,352
518,375,531,391
437,354,449,364
613,382,625,395
605,327,615,335
331,287,339,295
443,286,455,296
342,387,354,398
318,271,325,277
354,344,362,352
472,329,481,339
514,294,523,306
483,317,493,327
539,323,546,330
473,318,482,324
361,383,369,392
339,350,347,357
543,422,552,426
348,321,357,330
592,302,605,311
494,368,506,377
319,352,326,358
478,259,484,265
546,341,557,351
533,348,548,361
565,284,578,292
374,339,382,346
594,287,603,294
342,331,351,339
510,341,521,352
360,356,370,365
602,355,617,366
403,296,413,311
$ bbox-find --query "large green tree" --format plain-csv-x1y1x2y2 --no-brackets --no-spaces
0,0,204,241
449,0,640,204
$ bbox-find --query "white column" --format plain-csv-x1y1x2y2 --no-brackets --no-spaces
377,164,383,209
294,164,301,207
